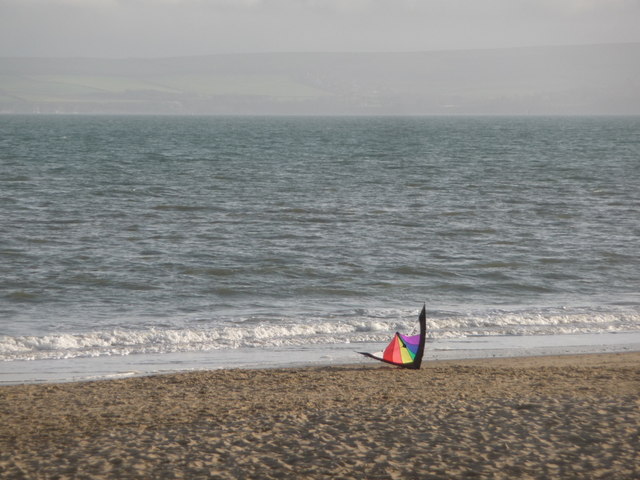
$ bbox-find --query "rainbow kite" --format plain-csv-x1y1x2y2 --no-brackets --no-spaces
359,305,427,369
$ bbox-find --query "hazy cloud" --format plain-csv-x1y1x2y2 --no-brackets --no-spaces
1,0,639,57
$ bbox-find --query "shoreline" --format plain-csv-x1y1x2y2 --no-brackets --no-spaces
2,351,639,479
3,331,640,385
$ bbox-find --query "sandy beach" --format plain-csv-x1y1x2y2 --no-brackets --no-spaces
1,352,639,479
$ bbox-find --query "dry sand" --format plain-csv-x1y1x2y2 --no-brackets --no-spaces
1,352,639,479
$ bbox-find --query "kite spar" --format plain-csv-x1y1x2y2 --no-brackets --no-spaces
359,305,427,369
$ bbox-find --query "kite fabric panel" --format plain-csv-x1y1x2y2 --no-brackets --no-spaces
359,305,427,369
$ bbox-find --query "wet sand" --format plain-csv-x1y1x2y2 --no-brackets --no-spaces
1,352,639,479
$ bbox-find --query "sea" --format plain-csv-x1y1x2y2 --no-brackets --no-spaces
1,115,639,384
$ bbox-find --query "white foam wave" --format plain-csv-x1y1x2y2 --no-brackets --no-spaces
427,308,640,338
1,307,639,361
0,321,385,361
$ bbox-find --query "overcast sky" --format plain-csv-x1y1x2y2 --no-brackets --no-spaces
1,0,639,58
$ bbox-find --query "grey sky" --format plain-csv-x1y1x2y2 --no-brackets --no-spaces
1,0,640,58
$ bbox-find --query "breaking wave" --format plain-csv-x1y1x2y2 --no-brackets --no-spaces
2,306,639,362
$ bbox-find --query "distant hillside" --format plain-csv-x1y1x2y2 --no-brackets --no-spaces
1,44,639,115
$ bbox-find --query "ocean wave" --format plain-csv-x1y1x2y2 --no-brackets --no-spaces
2,307,639,362
0,322,378,361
